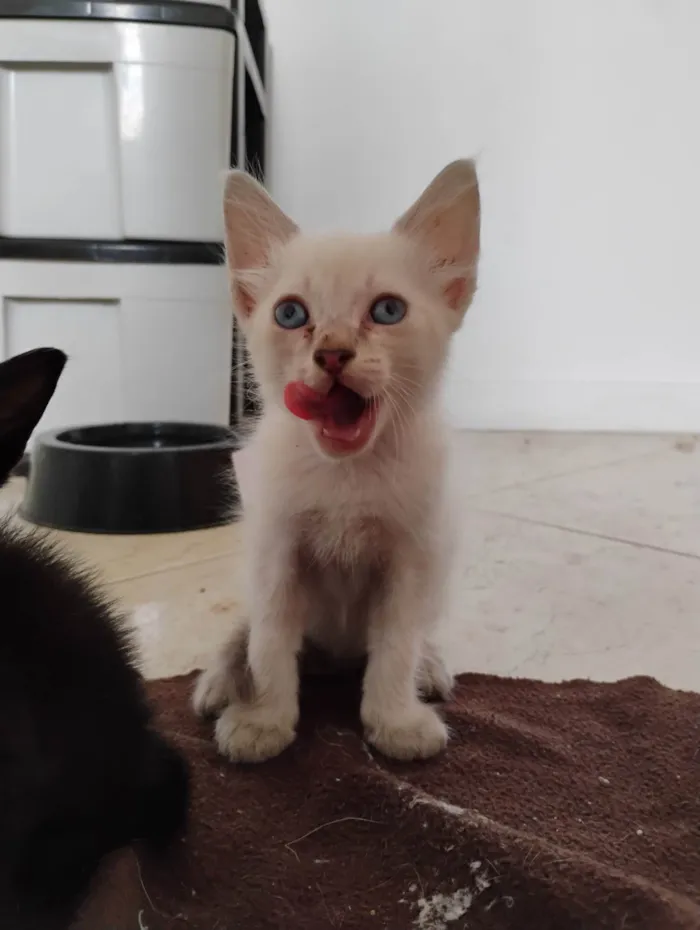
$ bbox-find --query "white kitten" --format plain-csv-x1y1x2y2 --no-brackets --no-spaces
194,160,480,762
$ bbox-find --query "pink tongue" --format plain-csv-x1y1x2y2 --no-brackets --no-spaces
283,381,362,428
283,382,330,421
284,381,373,447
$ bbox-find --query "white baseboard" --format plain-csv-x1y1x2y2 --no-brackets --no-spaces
444,379,700,433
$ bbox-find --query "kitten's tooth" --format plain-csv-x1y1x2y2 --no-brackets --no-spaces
321,423,363,442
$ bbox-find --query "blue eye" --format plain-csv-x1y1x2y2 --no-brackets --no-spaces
369,295,407,325
274,299,309,329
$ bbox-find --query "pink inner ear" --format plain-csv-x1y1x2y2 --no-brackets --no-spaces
234,281,256,318
443,276,468,310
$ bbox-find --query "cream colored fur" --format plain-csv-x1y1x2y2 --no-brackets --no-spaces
194,160,480,762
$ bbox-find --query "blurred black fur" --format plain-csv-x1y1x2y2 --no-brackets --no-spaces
0,349,189,929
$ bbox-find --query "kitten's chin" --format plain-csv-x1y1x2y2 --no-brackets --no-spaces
309,401,380,459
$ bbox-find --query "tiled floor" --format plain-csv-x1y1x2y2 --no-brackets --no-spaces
8,431,700,691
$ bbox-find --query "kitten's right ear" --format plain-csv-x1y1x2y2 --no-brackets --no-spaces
223,171,299,321
0,347,66,485
394,159,480,321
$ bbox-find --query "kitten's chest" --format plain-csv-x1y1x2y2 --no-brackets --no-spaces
288,450,432,568
298,506,393,567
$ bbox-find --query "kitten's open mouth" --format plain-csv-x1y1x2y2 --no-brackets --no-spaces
284,381,379,455
316,382,379,454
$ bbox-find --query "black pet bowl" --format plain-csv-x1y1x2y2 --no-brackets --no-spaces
21,422,239,535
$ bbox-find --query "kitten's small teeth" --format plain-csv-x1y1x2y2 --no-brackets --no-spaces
322,425,362,441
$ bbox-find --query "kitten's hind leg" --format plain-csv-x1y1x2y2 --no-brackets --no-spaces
417,641,454,702
193,622,253,718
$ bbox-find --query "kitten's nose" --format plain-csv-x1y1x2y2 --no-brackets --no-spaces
313,348,355,374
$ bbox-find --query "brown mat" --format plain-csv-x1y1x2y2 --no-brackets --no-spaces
79,670,700,930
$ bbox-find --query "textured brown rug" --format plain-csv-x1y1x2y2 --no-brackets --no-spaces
75,669,700,930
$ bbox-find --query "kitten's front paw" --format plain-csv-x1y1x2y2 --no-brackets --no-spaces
363,702,448,761
215,704,296,763
417,649,454,702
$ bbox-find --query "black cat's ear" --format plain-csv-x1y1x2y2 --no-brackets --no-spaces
0,348,66,485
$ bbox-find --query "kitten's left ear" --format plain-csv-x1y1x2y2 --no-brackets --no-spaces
394,159,480,321
223,171,299,321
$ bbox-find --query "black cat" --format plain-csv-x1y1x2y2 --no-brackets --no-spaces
0,348,189,929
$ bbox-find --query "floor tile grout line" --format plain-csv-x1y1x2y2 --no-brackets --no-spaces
7,511,240,586
462,443,680,503
105,549,238,586
474,507,700,563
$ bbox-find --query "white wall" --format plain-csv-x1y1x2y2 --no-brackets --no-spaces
263,0,700,432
